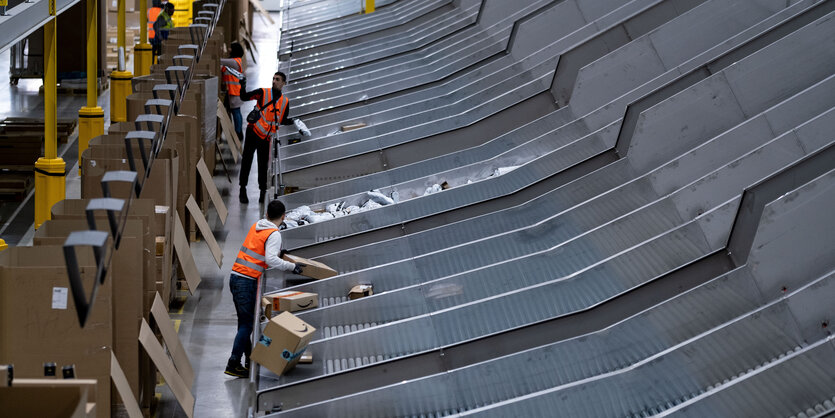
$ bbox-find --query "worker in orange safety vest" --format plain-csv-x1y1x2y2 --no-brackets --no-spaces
225,200,304,378
237,71,295,204
221,42,246,142
148,0,164,61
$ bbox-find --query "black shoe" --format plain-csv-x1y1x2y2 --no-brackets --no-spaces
239,187,249,204
244,358,251,374
224,360,247,378
258,190,266,203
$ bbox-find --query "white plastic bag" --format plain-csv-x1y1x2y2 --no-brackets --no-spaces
366,190,394,206
294,119,312,136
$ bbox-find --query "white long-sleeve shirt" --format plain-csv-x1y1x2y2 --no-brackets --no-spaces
256,219,296,272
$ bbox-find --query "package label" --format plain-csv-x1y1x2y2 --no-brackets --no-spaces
52,287,68,309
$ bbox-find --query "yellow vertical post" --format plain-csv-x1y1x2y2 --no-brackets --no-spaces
34,0,66,229
78,0,105,168
110,0,133,122
364,0,374,13
134,0,152,75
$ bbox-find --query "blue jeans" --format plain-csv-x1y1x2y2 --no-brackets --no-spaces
230,107,243,142
229,273,258,362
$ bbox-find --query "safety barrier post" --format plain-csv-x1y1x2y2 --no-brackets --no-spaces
79,0,105,168
110,0,133,122
35,0,65,229
135,0,152,75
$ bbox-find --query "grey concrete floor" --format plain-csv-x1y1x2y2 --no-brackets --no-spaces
153,12,286,418
0,10,287,417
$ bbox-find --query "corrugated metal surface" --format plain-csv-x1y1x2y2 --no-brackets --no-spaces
250,0,835,415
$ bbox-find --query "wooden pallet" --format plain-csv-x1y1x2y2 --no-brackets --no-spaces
0,118,77,144
38,78,110,97
0,172,34,202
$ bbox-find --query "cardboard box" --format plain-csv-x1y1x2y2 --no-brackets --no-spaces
0,246,112,418
0,379,97,417
51,199,157,301
251,312,315,376
261,297,272,319
33,220,144,404
264,291,318,313
348,285,373,300
299,353,313,364
281,254,338,280
341,122,366,132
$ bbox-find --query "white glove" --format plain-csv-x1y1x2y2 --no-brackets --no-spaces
294,118,311,136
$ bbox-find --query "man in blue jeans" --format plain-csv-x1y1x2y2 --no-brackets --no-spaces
226,200,303,377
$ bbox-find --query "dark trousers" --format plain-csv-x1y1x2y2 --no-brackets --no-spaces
230,107,243,142
239,126,270,191
229,274,257,362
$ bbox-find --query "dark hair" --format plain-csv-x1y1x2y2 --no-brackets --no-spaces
164,2,174,10
267,200,286,221
274,71,287,83
230,42,244,58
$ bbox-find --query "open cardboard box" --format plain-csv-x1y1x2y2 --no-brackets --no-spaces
1,379,98,417
34,220,145,404
0,246,112,418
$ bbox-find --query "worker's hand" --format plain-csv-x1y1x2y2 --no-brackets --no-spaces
292,263,306,275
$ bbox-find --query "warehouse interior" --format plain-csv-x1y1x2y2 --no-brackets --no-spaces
1,0,835,417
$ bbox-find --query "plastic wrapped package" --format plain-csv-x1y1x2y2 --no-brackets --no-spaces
423,184,442,196
366,190,394,206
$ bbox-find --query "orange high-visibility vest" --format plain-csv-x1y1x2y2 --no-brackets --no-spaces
231,223,278,280
222,57,243,97
252,88,289,140
148,7,162,39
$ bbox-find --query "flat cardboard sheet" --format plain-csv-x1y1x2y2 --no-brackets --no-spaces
217,100,241,161
185,195,223,267
109,353,142,418
151,293,195,388
249,0,276,24
172,210,201,293
196,157,228,224
138,320,194,418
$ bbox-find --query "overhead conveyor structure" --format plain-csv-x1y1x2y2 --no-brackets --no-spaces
252,0,835,415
